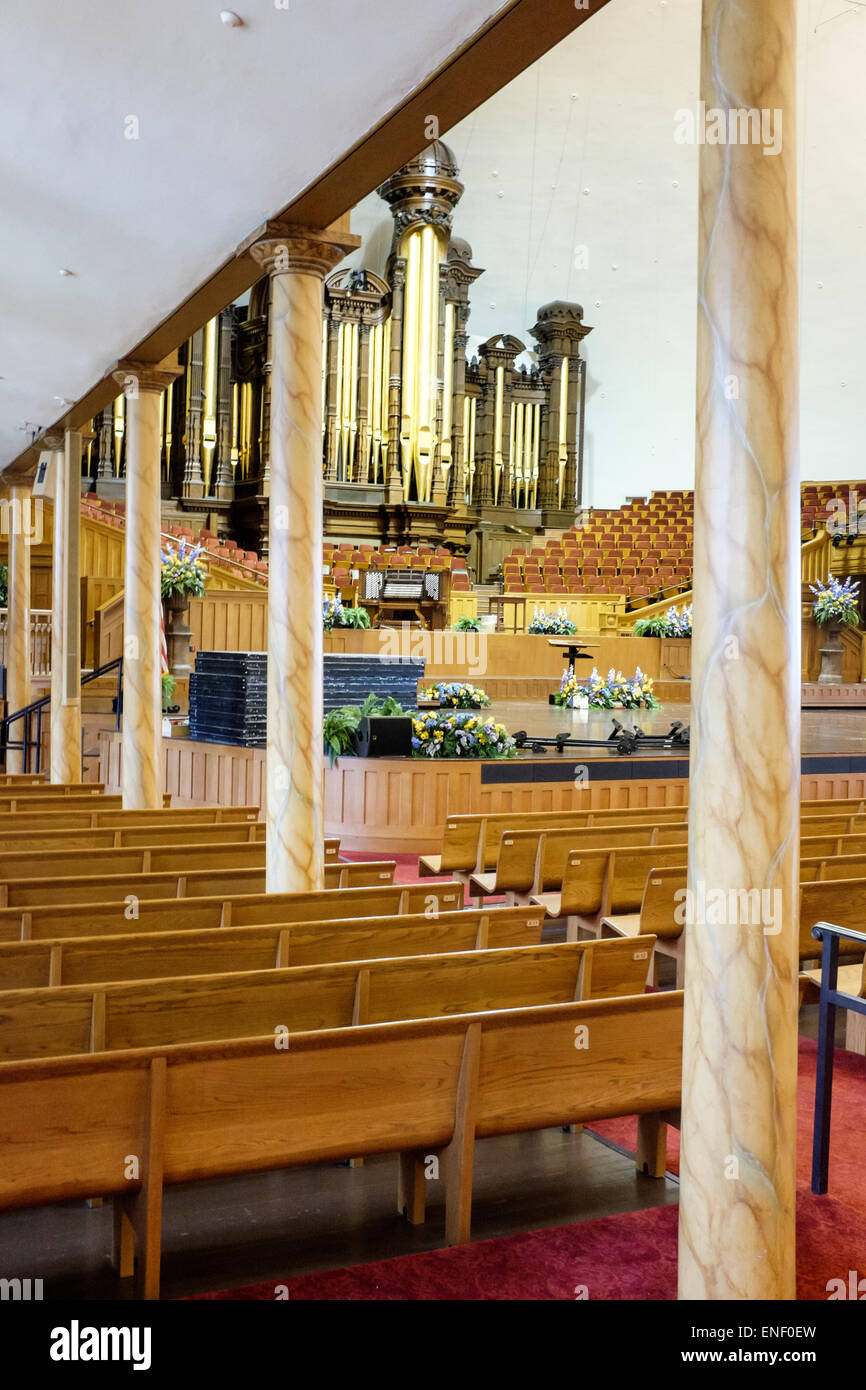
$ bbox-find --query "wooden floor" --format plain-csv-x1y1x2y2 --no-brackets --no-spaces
0,1127,680,1301
485,698,866,758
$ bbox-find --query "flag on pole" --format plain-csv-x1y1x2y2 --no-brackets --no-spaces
159,613,169,677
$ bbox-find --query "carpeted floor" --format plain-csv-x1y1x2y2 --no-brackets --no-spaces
189,1191,866,1301
589,1037,866,1209
188,1038,866,1301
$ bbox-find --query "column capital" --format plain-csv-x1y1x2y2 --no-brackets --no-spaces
243,219,360,279
39,431,65,452
111,358,184,395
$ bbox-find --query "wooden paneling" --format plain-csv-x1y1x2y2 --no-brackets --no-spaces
187,591,268,656
322,630,664,682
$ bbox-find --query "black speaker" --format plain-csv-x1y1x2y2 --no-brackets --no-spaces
353,716,413,758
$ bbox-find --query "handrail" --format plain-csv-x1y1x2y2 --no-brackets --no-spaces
81,503,266,586
0,657,122,774
809,919,866,1197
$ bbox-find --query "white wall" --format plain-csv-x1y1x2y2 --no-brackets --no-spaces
350,0,866,508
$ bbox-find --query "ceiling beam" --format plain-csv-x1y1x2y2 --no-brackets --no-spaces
4,0,611,482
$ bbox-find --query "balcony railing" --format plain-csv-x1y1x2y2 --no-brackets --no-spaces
0,609,52,678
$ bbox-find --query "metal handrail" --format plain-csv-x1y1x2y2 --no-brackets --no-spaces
809,919,866,1196
0,657,123,774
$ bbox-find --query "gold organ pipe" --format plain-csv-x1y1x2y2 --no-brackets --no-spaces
347,320,359,482
113,395,125,477
381,316,391,453
334,321,345,477
558,358,569,508
400,232,421,490
230,382,239,470
321,318,328,435
531,403,541,509
441,301,454,487
493,365,505,505
202,315,218,493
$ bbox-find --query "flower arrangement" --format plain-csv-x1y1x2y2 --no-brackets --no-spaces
411,710,517,759
419,681,491,709
810,576,860,629
528,606,577,636
323,593,371,630
562,666,661,710
453,615,482,632
160,539,206,599
633,604,693,638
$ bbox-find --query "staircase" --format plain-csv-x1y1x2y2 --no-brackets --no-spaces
472,583,501,619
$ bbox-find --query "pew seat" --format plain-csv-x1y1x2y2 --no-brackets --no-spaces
0,989,683,1298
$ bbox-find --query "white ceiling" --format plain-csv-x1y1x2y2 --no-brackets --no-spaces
0,0,510,468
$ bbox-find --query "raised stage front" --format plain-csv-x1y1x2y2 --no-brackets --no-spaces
99,720,866,854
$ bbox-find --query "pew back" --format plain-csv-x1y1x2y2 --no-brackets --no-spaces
0,937,657,1060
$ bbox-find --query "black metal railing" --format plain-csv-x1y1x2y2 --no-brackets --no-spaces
810,919,866,1195
0,657,123,774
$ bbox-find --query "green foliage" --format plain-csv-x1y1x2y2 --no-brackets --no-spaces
0,563,7,606
323,692,405,765
161,672,177,711
453,615,481,632
632,615,669,638
323,595,371,630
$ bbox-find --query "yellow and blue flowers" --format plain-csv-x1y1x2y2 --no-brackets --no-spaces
528,606,577,636
160,539,206,600
411,710,517,759
555,664,661,710
419,681,491,709
810,576,860,629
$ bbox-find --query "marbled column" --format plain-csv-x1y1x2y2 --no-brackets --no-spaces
6,483,32,773
50,431,82,783
679,0,799,1300
248,221,359,894
115,359,183,809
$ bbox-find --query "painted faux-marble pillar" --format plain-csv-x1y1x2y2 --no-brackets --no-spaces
50,430,82,783
6,483,32,773
248,220,359,894
679,0,800,1299
115,359,182,809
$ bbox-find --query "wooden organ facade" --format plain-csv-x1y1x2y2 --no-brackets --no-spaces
79,142,593,578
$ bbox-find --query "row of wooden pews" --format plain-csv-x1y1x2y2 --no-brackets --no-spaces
421,804,866,991
0,781,680,1299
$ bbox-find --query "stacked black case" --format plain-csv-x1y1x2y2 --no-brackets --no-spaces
188,651,267,747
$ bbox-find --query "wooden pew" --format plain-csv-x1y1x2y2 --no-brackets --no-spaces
420,804,862,880
0,856,389,911
0,936,658,1060
0,989,683,1297
467,824,687,904
531,843,689,939
0,793,172,812
0,806,261,830
419,806,689,878
0,880,465,945
600,868,866,985
0,822,268,852
0,906,546,989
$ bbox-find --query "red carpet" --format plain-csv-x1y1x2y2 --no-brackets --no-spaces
590,1037,866,1210
189,1191,866,1300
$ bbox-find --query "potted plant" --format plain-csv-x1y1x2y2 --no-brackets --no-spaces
323,594,371,630
161,540,206,679
810,576,860,684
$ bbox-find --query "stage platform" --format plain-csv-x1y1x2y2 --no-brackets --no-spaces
98,697,866,853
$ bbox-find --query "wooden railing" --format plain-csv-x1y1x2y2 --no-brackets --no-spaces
0,609,52,677
802,528,832,587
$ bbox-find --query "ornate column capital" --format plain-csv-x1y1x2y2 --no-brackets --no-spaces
242,220,360,280
111,358,184,396
39,431,65,452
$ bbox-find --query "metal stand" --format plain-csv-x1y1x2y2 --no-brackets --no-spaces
513,717,690,758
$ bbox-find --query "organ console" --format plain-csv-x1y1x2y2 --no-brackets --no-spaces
360,568,451,629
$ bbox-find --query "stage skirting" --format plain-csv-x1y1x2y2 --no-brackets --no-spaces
98,732,866,853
